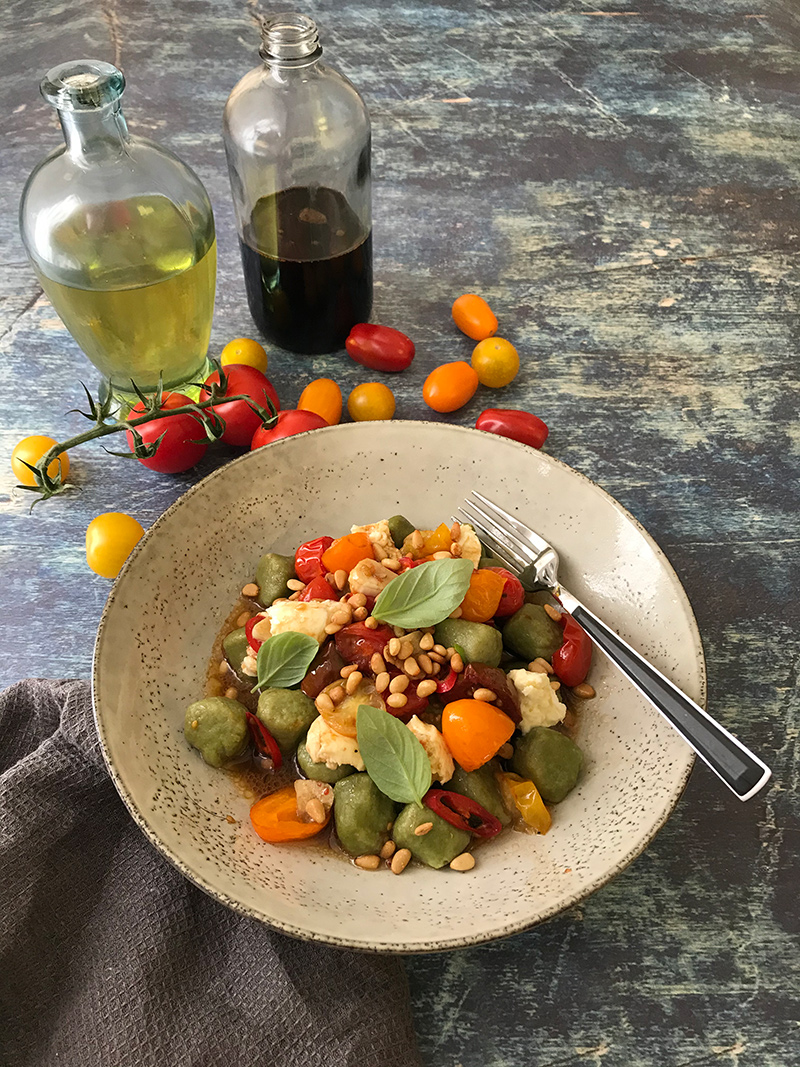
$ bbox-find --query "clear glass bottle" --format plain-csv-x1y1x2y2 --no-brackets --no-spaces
20,60,217,400
223,13,372,355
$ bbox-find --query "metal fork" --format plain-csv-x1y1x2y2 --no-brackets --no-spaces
458,491,772,802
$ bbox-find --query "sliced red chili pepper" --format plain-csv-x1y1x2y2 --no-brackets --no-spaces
245,613,267,652
245,711,283,770
295,536,334,583
437,668,458,694
552,613,592,687
398,555,424,570
423,788,502,838
297,573,340,602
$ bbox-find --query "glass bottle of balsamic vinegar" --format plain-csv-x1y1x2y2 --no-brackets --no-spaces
223,13,372,355
19,61,217,401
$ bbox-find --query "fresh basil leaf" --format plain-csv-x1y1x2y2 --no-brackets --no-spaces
254,631,319,692
356,704,432,806
371,557,474,628
452,643,468,664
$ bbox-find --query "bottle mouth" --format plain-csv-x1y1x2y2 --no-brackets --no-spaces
258,12,321,62
40,60,125,111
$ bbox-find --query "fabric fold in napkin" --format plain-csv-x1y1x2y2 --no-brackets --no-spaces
0,679,421,1067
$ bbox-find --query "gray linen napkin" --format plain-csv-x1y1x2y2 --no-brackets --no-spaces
0,679,421,1067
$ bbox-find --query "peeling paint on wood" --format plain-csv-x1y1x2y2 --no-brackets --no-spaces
1,0,799,1064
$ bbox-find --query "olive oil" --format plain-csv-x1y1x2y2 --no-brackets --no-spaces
36,194,216,395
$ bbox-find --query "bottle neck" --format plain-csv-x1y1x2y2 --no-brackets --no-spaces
59,101,129,164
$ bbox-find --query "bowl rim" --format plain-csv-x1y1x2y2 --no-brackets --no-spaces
92,420,701,952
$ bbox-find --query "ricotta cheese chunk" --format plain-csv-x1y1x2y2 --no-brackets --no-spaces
305,715,366,771
264,599,342,645
508,668,568,732
406,715,454,784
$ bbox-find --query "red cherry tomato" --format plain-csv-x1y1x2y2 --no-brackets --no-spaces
250,409,327,449
126,392,207,474
484,566,525,616
297,574,340,601
201,364,280,447
552,614,593,687
333,621,396,673
295,536,334,583
475,408,549,450
345,323,415,372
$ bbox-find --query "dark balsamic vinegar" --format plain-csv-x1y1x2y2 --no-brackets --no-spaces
239,185,372,354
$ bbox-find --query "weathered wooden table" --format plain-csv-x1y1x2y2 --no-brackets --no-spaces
2,0,798,1063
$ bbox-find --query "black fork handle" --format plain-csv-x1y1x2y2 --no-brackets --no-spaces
557,592,772,801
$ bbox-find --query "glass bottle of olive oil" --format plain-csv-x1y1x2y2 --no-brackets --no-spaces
20,61,216,401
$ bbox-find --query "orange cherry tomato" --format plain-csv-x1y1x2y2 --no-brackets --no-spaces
459,568,506,623
347,382,396,421
298,377,343,426
421,523,452,554
250,785,330,843
452,293,498,341
422,361,479,414
441,699,515,772
321,531,374,573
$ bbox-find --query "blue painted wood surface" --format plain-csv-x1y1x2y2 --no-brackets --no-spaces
1,1,799,1063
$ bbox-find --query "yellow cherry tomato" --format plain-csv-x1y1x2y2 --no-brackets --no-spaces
220,337,269,374
86,512,145,579
11,436,69,487
471,337,520,388
298,377,343,425
347,382,396,422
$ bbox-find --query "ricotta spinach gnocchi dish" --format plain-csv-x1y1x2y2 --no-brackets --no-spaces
185,516,595,874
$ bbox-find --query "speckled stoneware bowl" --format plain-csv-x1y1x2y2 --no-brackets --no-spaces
93,421,701,952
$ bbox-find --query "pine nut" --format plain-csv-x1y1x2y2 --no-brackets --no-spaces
370,652,387,674
450,852,475,872
449,606,463,619
217,659,229,676
306,799,326,823
287,578,305,591
550,679,561,691
224,687,238,700
340,663,360,677
451,653,464,673
574,682,596,698
373,543,388,561
419,633,435,651
391,848,411,874
404,657,421,677
345,671,363,695
329,685,346,704
389,674,409,694
348,593,367,608
498,742,514,760
353,606,368,621
316,693,334,713
417,653,434,674
433,644,448,656
288,592,301,600
388,638,401,656
355,854,381,870
428,651,445,664
331,610,351,627
432,550,451,559
417,679,438,698
544,604,563,622
375,672,391,693
324,622,343,635
252,618,271,642
399,640,414,660
450,542,462,557
431,662,441,674
325,572,337,586
529,658,554,674
364,616,379,629
410,530,424,551
383,558,401,571
242,583,259,598
236,612,251,627
387,692,408,709
450,521,461,542
334,569,348,590
380,840,396,860
473,687,496,702
414,822,433,836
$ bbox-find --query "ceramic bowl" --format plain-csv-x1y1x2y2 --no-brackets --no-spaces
93,421,701,952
